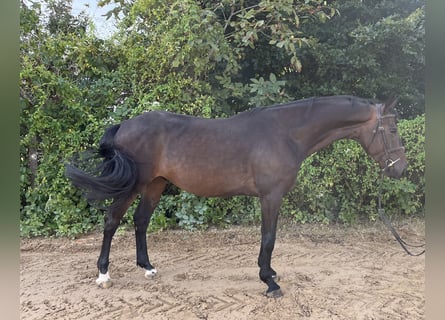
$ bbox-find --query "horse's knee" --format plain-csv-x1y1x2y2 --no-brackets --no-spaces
103,214,121,233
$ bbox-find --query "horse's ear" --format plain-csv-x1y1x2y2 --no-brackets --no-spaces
383,97,399,114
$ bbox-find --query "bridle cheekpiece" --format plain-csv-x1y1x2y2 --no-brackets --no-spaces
370,103,405,172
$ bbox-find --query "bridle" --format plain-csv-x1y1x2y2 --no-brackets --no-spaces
368,103,405,172
369,104,425,256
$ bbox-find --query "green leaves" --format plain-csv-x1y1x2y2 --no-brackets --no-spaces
249,73,287,106
153,191,260,231
295,1,425,118
20,1,110,237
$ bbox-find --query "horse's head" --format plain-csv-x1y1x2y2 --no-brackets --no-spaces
361,98,408,178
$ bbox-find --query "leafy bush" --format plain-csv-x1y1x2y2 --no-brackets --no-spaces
294,1,425,118
150,192,261,231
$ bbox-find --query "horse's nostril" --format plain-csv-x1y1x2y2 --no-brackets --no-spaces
401,163,408,175
395,163,408,178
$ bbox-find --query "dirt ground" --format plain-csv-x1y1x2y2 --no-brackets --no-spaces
20,219,425,320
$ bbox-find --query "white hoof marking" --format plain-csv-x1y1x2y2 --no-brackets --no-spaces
96,272,111,286
144,268,157,278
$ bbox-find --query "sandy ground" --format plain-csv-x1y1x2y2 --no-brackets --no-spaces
20,219,425,320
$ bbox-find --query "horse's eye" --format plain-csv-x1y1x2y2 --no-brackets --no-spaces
389,127,397,134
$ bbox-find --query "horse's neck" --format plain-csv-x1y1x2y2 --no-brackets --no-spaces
303,123,362,156
289,102,374,157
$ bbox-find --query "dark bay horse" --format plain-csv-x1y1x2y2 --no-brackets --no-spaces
66,95,407,297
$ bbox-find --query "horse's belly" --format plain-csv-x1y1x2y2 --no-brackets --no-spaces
163,167,258,197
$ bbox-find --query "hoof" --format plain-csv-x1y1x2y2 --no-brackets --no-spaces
96,272,112,288
265,288,283,299
99,280,113,289
144,268,157,279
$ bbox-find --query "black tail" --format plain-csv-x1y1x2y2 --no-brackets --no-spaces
65,124,138,209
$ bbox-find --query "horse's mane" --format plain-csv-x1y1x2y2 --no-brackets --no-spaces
238,96,377,117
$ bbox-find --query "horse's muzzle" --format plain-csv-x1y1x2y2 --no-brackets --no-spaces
383,160,408,179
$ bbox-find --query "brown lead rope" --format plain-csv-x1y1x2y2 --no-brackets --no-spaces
378,172,425,256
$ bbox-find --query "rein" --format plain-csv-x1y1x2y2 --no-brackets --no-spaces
377,170,425,256
370,103,425,256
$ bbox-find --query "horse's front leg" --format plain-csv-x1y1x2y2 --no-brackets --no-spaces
134,178,166,279
258,193,283,298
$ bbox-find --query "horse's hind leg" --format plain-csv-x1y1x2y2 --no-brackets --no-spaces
96,194,138,288
133,177,167,279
